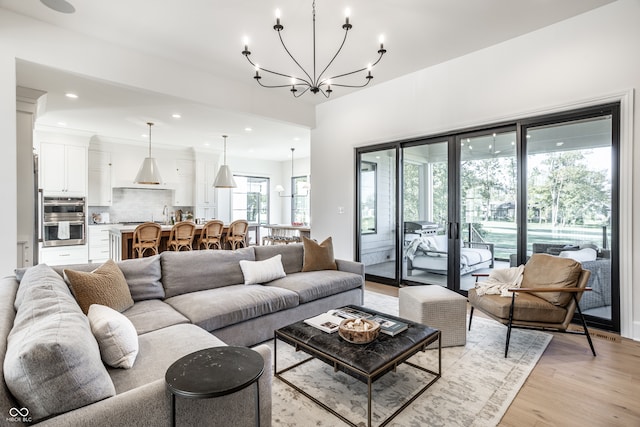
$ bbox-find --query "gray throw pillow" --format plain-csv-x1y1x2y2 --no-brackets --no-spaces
5,268,115,421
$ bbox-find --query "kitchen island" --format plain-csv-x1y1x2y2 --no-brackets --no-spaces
108,222,259,261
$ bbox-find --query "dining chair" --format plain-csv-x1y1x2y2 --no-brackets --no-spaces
226,219,249,250
198,220,224,250
167,221,196,251
132,222,162,258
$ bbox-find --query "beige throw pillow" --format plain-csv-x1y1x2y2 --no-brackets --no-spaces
302,236,337,272
88,304,139,369
65,259,134,314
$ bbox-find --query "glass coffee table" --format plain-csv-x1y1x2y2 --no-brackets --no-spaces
274,305,441,427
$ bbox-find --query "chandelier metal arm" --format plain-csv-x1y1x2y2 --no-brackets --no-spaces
277,30,314,84
315,28,349,86
325,50,385,83
243,52,313,87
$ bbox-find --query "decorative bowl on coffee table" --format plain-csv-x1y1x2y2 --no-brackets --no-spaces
338,318,380,344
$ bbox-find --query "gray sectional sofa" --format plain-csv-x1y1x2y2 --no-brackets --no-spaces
0,243,364,426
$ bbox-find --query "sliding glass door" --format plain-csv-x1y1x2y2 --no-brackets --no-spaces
524,113,617,327
357,148,398,283
355,103,619,331
401,141,449,286
457,128,517,290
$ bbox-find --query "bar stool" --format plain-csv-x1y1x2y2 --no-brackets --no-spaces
226,219,249,250
167,221,196,251
132,222,162,258
198,220,224,250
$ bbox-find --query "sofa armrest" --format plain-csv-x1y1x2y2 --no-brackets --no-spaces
335,259,364,277
39,344,273,427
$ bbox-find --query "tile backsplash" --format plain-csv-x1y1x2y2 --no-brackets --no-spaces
88,188,192,224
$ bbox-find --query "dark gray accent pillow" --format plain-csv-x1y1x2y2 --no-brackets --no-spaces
161,247,255,298
117,255,165,301
5,265,115,421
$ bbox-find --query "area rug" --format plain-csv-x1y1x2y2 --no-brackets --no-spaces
267,290,552,427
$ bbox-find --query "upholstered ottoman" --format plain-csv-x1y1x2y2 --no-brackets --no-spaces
399,285,467,348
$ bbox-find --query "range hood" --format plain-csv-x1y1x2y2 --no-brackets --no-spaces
112,181,175,190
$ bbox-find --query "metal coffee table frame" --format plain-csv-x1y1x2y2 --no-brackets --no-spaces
274,308,441,427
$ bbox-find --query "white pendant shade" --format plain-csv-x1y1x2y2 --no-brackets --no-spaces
214,135,237,188
135,122,163,185
213,165,237,188
134,157,163,184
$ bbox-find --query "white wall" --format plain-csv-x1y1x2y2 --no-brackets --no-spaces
311,0,639,339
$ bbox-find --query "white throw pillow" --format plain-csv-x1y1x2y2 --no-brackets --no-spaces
239,254,286,285
87,304,139,369
559,247,597,263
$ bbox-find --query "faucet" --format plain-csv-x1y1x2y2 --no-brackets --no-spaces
163,205,169,225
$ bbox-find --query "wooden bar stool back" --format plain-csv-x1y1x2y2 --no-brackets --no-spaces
168,221,196,251
198,220,224,250
132,222,162,258
226,219,249,250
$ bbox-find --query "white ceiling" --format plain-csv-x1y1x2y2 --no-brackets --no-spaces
3,0,615,161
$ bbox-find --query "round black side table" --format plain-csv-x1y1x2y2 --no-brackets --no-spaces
165,346,264,427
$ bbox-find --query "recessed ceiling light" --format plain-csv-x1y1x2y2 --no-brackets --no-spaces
556,142,564,146
293,137,300,141
141,134,148,138
245,127,252,132
57,122,67,126
65,92,78,99
203,142,210,147
172,113,181,119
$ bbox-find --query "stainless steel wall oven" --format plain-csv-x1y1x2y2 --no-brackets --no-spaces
41,196,86,247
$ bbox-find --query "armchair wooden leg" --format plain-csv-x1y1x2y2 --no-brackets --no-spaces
468,306,474,331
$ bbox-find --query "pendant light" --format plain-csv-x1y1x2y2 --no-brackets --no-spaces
134,122,163,184
214,135,237,188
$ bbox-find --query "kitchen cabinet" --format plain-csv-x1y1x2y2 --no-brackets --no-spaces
40,142,87,196
194,157,217,219
88,225,111,263
173,159,194,206
39,245,88,266
88,150,112,206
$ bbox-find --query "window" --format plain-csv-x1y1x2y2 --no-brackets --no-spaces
232,176,269,225
291,175,310,225
360,161,377,234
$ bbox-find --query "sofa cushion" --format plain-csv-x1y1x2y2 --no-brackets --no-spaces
88,304,139,369
521,253,583,306
122,299,190,335
52,256,165,302
108,323,226,394
4,265,115,422
239,254,286,285
302,236,337,272
116,255,165,301
14,262,73,309
65,259,134,314
161,247,255,298
267,270,364,304
254,243,304,274
164,285,299,332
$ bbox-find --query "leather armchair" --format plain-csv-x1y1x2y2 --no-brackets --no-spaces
468,253,596,357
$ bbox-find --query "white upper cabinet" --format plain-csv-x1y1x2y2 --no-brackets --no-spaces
40,142,87,196
88,150,112,206
173,159,194,206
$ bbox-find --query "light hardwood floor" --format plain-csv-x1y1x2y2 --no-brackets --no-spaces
365,282,640,426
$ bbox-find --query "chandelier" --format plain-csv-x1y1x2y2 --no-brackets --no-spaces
241,1,387,98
